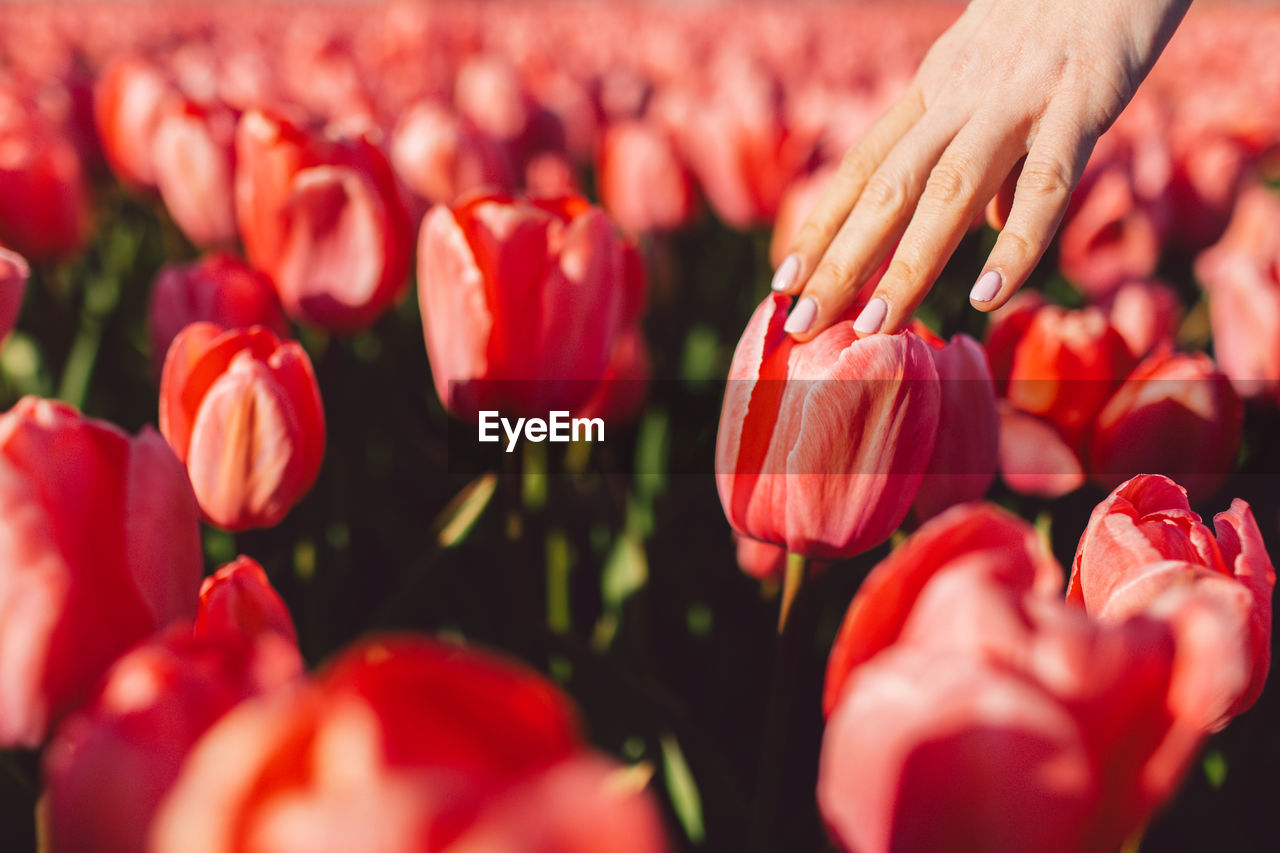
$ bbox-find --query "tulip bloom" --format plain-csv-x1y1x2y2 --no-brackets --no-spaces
160,323,325,531
150,636,669,853
1070,475,1274,730
0,247,28,342
234,109,413,332
390,101,514,211
820,503,1203,853
716,294,939,559
418,193,637,420
1088,350,1241,501
597,119,696,234
152,98,239,247
909,323,998,520
0,397,202,746
93,55,173,188
149,254,289,372
43,557,300,853
1103,279,1181,361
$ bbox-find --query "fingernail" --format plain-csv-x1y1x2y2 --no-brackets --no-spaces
784,296,817,335
853,297,887,335
771,254,800,292
970,270,1002,303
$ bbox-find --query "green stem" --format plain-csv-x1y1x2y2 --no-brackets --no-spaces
748,553,809,853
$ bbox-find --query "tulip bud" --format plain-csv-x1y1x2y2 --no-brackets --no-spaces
1088,350,1242,500
159,323,325,531
390,101,514,209
1103,279,1182,360
418,192,636,420
0,247,29,343
234,109,413,332
43,559,300,853
716,294,940,559
151,97,238,247
598,119,696,234
0,397,202,746
93,55,173,188
149,254,288,373
150,636,670,853
1070,475,1274,730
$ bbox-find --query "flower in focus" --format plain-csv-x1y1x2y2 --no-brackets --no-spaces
149,635,670,853
716,293,939,559
417,192,639,420
160,323,325,531
0,397,202,746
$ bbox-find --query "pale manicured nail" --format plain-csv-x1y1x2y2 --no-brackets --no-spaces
853,296,887,334
970,270,1002,303
784,296,817,334
771,254,800,292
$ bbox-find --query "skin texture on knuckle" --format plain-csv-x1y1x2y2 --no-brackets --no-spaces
924,161,976,208
1015,159,1073,202
860,173,910,217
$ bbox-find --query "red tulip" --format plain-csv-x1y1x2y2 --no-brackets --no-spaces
823,503,1062,715
996,401,1087,498
417,192,635,420
234,109,413,332
983,291,1046,397
1001,305,1136,449
820,504,1202,853
152,97,238,247
43,557,300,853
0,397,202,746
1088,349,1242,500
909,323,998,520
149,254,288,373
1070,475,1274,730
160,323,325,531
93,55,173,188
716,294,940,559
574,325,652,425
0,90,90,261
389,101,514,209
0,247,29,342
1195,182,1280,400
597,119,696,234
150,636,669,853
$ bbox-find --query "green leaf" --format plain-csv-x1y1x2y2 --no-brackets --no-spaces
434,474,498,548
660,733,705,844
602,532,648,611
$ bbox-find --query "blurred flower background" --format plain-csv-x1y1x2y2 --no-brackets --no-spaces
2,1,1280,850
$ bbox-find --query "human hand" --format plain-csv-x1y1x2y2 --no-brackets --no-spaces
771,0,1193,339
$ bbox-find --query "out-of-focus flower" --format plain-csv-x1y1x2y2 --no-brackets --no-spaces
0,397,202,747
995,401,1087,498
1088,349,1241,501
0,247,29,343
0,89,90,260
716,293,939,560
1103,279,1182,360
574,326,652,425
390,101,514,210
150,636,670,853
160,323,325,531
152,97,239,247
909,323,998,520
1195,182,1280,400
597,119,696,234
418,192,636,420
93,55,173,188
1070,475,1274,731
234,109,413,332
149,254,288,373
820,503,1203,853
43,557,301,853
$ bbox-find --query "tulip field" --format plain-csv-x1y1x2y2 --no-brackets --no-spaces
5,1,1280,851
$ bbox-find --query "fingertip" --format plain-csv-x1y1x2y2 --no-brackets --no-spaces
969,267,1021,312
783,294,818,335
771,253,802,293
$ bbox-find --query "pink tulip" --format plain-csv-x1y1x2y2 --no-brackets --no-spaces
0,247,29,343
93,55,173,188
1088,350,1242,501
716,293,940,559
1070,475,1274,730
152,97,239,247
417,192,636,420
0,397,202,746
159,323,325,531
389,101,514,209
996,402,1087,498
1103,279,1182,360
910,322,998,520
597,119,696,234
43,557,300,853
149,253,289,373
